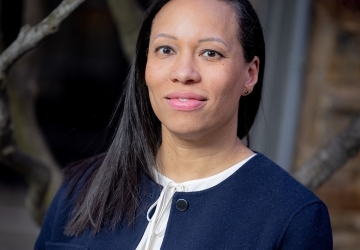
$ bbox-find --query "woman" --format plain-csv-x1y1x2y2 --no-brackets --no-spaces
35,0,333,249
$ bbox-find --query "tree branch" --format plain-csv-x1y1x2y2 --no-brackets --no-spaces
107,0,144,62
1,84,50,224
294,114,360,190
2,145,51,224
0,0,85,84
0,0,86,224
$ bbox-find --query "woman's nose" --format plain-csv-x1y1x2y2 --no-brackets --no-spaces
169,55,201,84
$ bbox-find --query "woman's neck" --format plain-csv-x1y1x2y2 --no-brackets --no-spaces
156,129,254,183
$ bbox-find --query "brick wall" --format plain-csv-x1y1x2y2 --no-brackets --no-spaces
294,0,360,249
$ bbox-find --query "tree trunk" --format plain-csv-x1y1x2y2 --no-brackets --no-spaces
7,0,63,221
0,0,86,225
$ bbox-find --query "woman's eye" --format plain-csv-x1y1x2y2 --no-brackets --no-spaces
155,46,175,55
201,50,224,59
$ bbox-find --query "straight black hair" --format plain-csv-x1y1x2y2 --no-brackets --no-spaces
64,0,265,236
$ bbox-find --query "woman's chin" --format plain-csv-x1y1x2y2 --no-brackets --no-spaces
162,124,208,140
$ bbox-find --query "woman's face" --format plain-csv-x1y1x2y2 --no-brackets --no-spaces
145,0,259,140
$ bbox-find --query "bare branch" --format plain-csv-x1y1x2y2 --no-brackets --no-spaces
107,0,144,62
0,87,12,149
1,86,50,224
2,146,51,224
294,114,360,190
0,0,86,224
0,0,85,83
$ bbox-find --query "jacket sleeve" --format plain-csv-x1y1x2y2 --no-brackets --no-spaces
34,185,63,250
279,202,333,250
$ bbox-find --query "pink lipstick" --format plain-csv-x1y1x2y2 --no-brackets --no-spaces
166,92,207,111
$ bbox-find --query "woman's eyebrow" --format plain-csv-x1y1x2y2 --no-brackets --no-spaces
154,33,178,40
198,37,228,47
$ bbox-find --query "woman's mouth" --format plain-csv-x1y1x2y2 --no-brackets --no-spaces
165,92,207,111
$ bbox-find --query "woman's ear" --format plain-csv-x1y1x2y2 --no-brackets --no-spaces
242,56,260,96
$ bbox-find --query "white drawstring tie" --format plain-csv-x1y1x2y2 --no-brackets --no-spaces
144,182,187,250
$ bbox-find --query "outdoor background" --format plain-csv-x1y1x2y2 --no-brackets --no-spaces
0,0,359,249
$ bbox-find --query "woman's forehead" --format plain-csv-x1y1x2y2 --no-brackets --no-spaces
150,0,239,43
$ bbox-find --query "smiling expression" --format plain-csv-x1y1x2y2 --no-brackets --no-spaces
145,0,259,140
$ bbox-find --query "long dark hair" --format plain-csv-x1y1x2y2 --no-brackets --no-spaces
64,0,265,236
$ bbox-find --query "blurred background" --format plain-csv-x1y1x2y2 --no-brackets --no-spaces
0,0,359,249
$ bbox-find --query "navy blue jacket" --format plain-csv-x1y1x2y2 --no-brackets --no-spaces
35,154,332,249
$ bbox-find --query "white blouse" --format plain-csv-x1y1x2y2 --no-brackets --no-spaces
136,154,256,250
